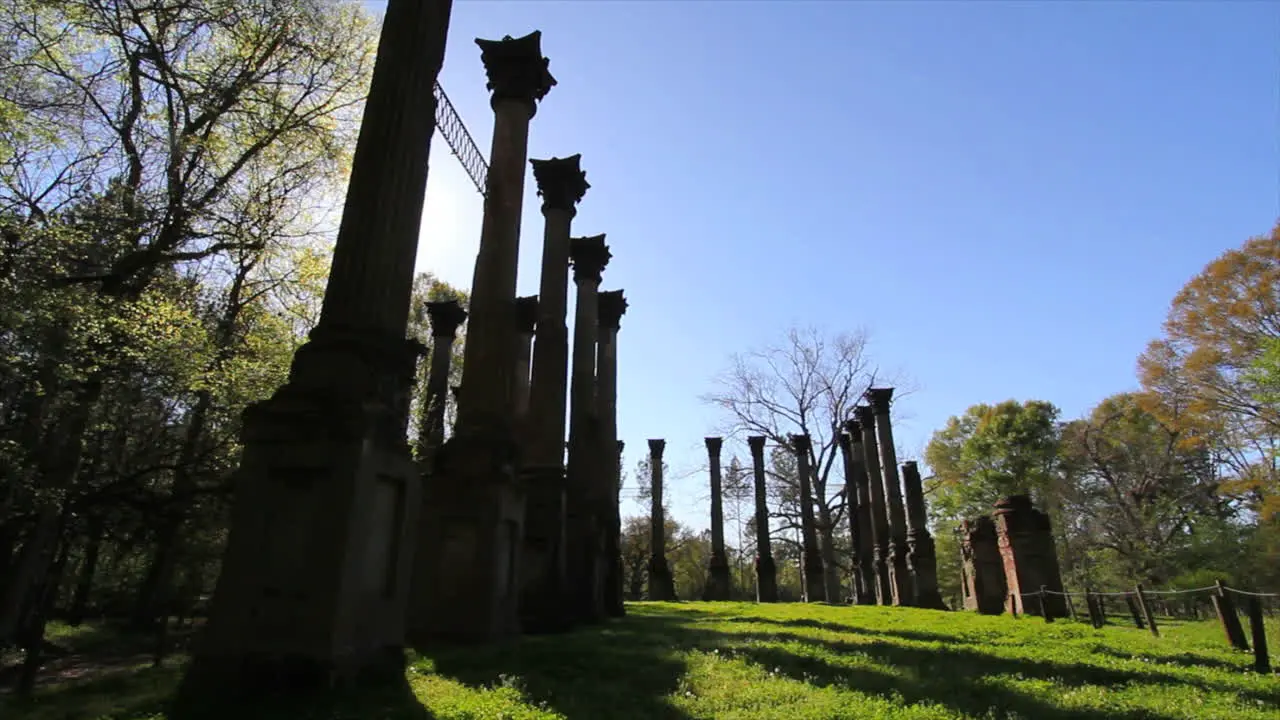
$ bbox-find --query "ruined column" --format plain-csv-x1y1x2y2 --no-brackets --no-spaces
647,439,677,601
410,30,555,644
606,439,626,617
416,301,467,468
854,405,892,605
703,437,732,601
512,295,537,420
566,236,611,622
183,0,452,694
519,155,587,634
900,461,947,609
866,388,912,606
839,424,876,605
993,495,1067,618
747,436,778,602
597,290,627,618
960,516,1006,614
791,434,826,603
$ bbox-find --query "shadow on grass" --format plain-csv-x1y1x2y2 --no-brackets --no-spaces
418,613,698,720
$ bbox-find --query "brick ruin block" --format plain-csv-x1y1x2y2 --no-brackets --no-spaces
959,516,1006,614
992,495,1067,618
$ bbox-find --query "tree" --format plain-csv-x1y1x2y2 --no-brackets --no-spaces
1138,223,1280,518
703,325,905,603
924,399,1062,524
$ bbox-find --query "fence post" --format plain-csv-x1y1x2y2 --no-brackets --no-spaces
1040,586,1053,623
1125,594,1145,629
1064,590,1078,623
1010,593,1019,618
1135,584,1159,637
1246,596,1271,674
1213,580,1250,651
1085,590,1103,628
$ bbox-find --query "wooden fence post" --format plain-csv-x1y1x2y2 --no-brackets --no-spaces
1010,593,1019,618
1213,581,1250,651
1246,596,1271,674
1064,590,1078,623
1125,594,1145,629
1135,584,1159,637
1040,586,1053,623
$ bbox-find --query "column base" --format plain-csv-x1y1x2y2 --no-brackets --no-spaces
185,371,421,698
755,556,778,603
647,555,677,601
703,555,732,601
407,421,524,645
565,428,606,624
519,466,572,634
907,532,950,610
887,541,913,606
603,500,625,617
872,547,892,606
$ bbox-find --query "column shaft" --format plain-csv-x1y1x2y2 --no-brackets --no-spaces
704,437,731,600
747,436,778,602
647,439,676,601
597,291,627,618
868,388,912,606
512,295,537,419
792,435,826,603
855,405,893,605
901,461,947,609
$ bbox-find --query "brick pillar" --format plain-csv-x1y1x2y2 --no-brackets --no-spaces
854,405,892,605
411,30,555,644
900,461,947,609
747,436,778,602
791,434,826,603
703,437,732,600
960,516,1006,614
597,291,627,618
519,154,587,634
186,0,453,694
993,495,1067,618
839,423,876,605
647,439,677,601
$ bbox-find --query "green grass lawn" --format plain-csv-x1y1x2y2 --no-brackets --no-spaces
2,602,1278,719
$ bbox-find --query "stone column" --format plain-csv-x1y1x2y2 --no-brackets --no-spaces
839,425,876,605
747,436,778,602
519,155,586,634
184,0,451,695
597,290,627,618
647,439,677,601
565,236,610,623
512,295,537,420
410,31,555,645
791,434,826,603
703,437,731,601
416,301,467,469
866,388,912,606
854,405,892,605
606,439,626,617
900,461,947,609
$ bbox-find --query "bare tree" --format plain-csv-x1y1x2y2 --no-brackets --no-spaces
702,325,909,602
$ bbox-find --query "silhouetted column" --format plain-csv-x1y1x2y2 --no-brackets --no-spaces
647,439,676,601
901,461,947,610
185,0,452,694
416,301,467,468
748,436,778,602
597,290,627,618
513,296,537,419
566,236,610,623
704,437,731,601
839,425,876,605
410,30,555,644
791,434,826,603
519,155,586,634
854,405,892,605
606,439,626,617
867,388,912,607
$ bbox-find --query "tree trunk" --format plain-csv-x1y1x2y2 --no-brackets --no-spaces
68,516,103,626
816,505,842,603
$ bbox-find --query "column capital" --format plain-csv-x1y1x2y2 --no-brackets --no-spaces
902,460,920,476
647,438,665,458
598,289,628,329
475,31,556,116
705,436,723,457
531,154,589,214
790,433,811,452
426,300,468,339
853,404,877,427
515,295,539,333
747,435,766,454
842,417,862,436
570,234,611,283
866,387,895,413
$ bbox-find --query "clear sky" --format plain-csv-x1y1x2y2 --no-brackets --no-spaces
364,0,1279,532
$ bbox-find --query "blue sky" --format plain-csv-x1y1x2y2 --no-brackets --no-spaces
364,1,1279,532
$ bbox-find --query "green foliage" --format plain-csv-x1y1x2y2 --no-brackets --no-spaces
5,605,1277,719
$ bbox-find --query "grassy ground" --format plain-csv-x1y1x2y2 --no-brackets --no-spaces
1,602,1277,719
